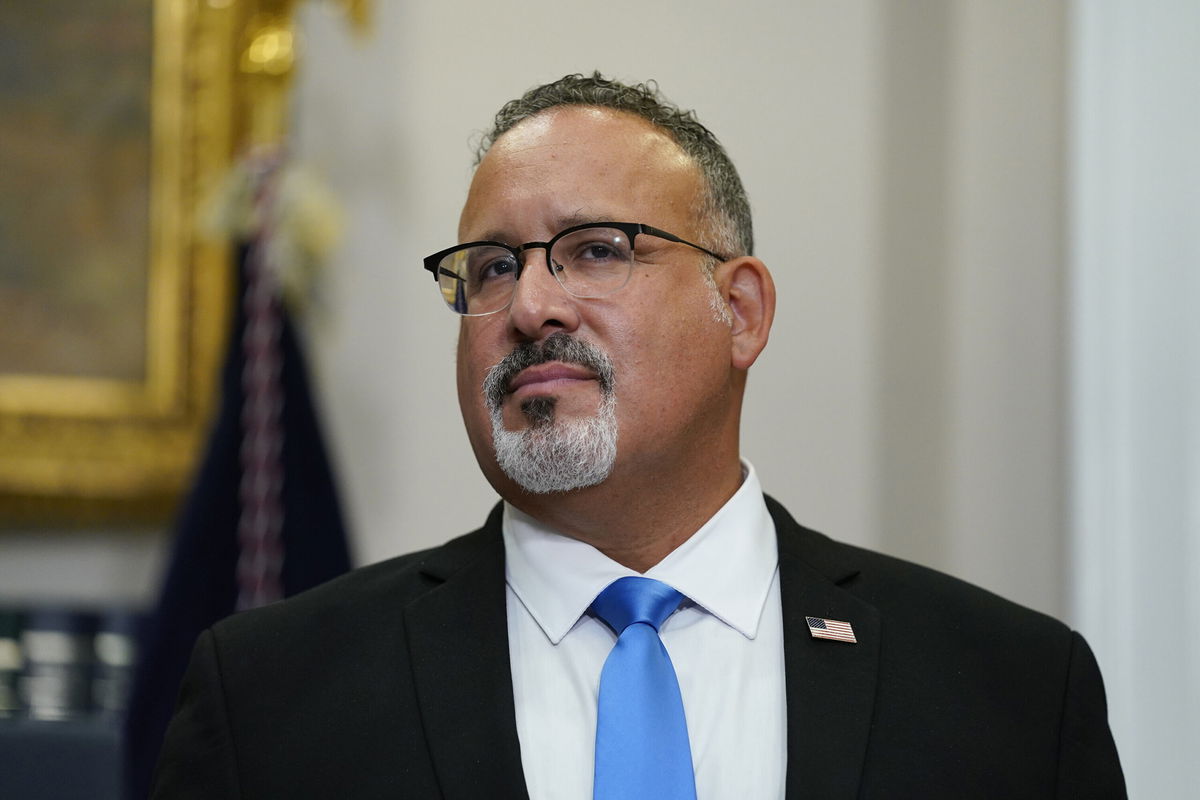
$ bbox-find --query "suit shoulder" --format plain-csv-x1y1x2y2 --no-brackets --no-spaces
767,496,1068,642
210,518,503,646
840,536,1062,635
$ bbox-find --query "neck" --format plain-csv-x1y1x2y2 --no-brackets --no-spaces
506,454,745,573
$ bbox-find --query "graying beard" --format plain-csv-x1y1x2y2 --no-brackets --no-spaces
489,393,618,494
484,333,618,494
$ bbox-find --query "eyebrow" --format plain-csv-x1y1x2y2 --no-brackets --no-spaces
475,211,621,245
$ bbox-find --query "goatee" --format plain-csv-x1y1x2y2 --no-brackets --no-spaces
484,333,618,493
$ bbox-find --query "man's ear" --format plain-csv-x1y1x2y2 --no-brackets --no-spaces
719,256,776,370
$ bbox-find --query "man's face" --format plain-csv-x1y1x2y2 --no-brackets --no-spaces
455,106,739,499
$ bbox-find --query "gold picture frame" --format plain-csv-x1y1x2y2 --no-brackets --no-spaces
0,0,255,524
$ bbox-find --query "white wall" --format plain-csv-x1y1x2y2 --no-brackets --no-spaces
942,2,1068,617
0,527,166,606
1069,1,1200,795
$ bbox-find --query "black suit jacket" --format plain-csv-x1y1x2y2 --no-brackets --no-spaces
151,497,1125,798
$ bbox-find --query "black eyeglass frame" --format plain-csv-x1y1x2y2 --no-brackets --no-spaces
423,221,729,315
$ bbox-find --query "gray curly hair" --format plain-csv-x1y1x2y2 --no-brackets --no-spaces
476,72,754,259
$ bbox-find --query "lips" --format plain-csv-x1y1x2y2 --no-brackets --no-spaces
507,362,597,396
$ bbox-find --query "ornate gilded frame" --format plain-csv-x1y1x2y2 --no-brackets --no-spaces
0,1,249,524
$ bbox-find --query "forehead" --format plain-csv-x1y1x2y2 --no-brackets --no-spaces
458,106,703,240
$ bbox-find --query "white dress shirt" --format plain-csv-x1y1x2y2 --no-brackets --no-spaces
503,462,786,800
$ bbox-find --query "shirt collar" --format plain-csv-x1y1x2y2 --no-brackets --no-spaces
502,461,778,644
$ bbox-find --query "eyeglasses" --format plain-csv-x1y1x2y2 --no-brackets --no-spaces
423,221,727,316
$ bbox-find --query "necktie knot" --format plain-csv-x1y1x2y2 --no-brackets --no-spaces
591,576,684,634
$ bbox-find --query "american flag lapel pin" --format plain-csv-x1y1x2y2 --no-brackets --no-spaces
805,616,857,644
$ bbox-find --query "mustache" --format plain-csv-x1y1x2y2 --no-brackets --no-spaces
483,333,615,412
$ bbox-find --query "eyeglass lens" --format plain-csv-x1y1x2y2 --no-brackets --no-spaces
434,226,635,315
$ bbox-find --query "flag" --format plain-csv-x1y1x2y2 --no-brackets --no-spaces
123,154,352,799
805,616,857,644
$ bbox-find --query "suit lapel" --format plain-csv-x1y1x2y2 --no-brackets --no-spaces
404,508,530,800
768,497,881,800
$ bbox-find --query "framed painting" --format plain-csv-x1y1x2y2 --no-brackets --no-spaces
0,0,253,524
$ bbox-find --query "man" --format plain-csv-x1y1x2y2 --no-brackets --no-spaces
152,73,1125,798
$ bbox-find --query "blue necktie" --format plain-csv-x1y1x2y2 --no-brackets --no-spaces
591,576,697,800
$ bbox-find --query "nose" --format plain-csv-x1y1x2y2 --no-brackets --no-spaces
507,247,581,340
